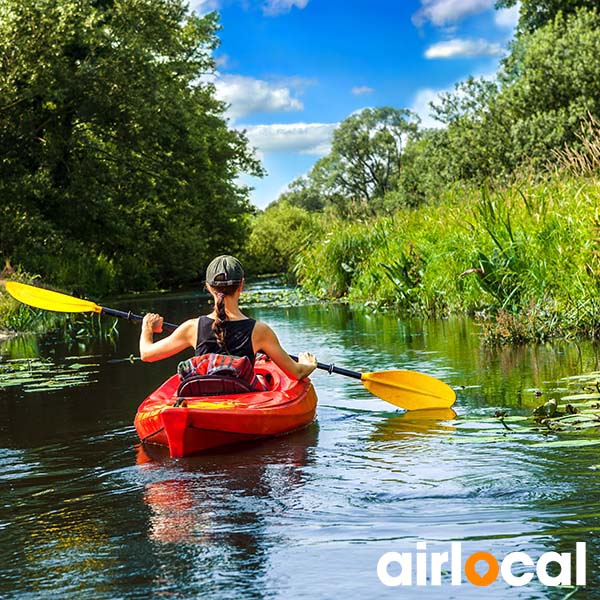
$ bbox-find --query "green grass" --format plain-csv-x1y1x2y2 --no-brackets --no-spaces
0,273,119,342
294,173,600,343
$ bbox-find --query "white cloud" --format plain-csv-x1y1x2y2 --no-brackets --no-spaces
351,86,375,96
214,54,231,69
495,3,520,28
240,122,337,155
262,0,309,16
214,75,305,121
413,0,495,27
191,0,221,14
410,88,447,129
425,38,504,59
192,0,310,17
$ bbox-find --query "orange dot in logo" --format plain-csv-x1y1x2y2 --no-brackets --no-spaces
465,551,499,586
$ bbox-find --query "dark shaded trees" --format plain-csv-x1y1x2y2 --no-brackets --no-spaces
0,0,262,293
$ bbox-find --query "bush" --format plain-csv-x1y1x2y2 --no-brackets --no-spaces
245,202,321,277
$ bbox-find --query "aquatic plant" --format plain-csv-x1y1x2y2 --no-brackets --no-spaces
292,172,600,343
0,355,99,393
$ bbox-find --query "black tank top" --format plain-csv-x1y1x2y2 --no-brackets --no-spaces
195,316,256,364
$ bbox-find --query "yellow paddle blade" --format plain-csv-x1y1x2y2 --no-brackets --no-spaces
4,281,102,314
361,370,456,410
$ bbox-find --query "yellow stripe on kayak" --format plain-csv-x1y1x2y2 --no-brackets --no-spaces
184,401,244,410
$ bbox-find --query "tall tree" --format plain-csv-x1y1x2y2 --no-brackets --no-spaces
327,107,420,207
498,8,600,166
415,8,600,183
496,0,598,33
0,0,262,293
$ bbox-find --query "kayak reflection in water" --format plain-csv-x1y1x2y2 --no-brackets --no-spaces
138,255,318,384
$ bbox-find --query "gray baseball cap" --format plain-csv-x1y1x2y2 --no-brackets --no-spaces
205,255,244,287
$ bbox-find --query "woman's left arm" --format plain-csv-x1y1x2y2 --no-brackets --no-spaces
139,314,197,362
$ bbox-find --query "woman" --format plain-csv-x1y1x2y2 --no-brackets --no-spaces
139,255,318,381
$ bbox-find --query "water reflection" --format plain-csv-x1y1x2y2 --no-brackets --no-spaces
4,290,600,598
369,408,457,445
0,333,41,358
131,426,318,597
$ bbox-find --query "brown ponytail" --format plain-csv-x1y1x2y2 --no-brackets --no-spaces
210,282,240,351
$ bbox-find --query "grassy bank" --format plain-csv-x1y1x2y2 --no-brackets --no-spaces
0,274,56,337
0,274,118,343
293,173,600,344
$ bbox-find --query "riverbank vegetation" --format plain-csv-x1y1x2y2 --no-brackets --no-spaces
294,172,600,343
3,1,600,346
250,4,600,344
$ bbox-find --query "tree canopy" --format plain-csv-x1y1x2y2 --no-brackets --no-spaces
327,107,420,205
276,107,421,216
496,0,599,33
427,7,600,181
0,0,262,293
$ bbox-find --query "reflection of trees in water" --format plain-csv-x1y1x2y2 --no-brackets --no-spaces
136,425,318,598
0,489,117,598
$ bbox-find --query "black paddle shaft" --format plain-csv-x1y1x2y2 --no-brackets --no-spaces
101,307,178,332
288,354,362,380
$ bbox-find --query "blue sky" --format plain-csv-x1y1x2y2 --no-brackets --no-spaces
192,0,520,208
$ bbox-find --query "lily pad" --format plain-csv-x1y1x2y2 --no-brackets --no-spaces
531,439,600,448
497,415,530,423
561,393,600,401
0,356,99,393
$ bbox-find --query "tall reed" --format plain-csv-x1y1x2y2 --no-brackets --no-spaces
295,173,600,343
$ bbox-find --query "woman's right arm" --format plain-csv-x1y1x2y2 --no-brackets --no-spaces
139,316,197,362
252,321,317,380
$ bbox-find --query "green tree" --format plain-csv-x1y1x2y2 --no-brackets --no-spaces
245,202,319,275
0,0,262,293
327,107,420,208
277,176,325,212
498,8,600,167
427,77,509,181
414,9,600,185
273,155,353,216
496,0,598,33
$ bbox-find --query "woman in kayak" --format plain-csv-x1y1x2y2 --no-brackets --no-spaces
139,255,318,381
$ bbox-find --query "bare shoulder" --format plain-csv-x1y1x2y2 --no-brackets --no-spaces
252,320,280,351
253,319,275,340
253,319,269,333
176,317,198,343
180,317,198,329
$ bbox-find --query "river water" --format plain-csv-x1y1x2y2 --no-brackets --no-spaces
1,284,600,599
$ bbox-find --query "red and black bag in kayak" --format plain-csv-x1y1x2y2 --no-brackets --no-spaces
176,353,267,397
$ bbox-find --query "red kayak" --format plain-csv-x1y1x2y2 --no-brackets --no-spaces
134,357,318,457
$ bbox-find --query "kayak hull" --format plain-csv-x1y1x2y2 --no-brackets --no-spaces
134,358,317,457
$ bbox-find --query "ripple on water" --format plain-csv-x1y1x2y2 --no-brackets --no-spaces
0,447,40,480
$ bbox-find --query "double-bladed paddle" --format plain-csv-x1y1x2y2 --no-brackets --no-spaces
4,281,456,410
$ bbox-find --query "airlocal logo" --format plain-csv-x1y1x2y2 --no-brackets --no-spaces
377,542,586,588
